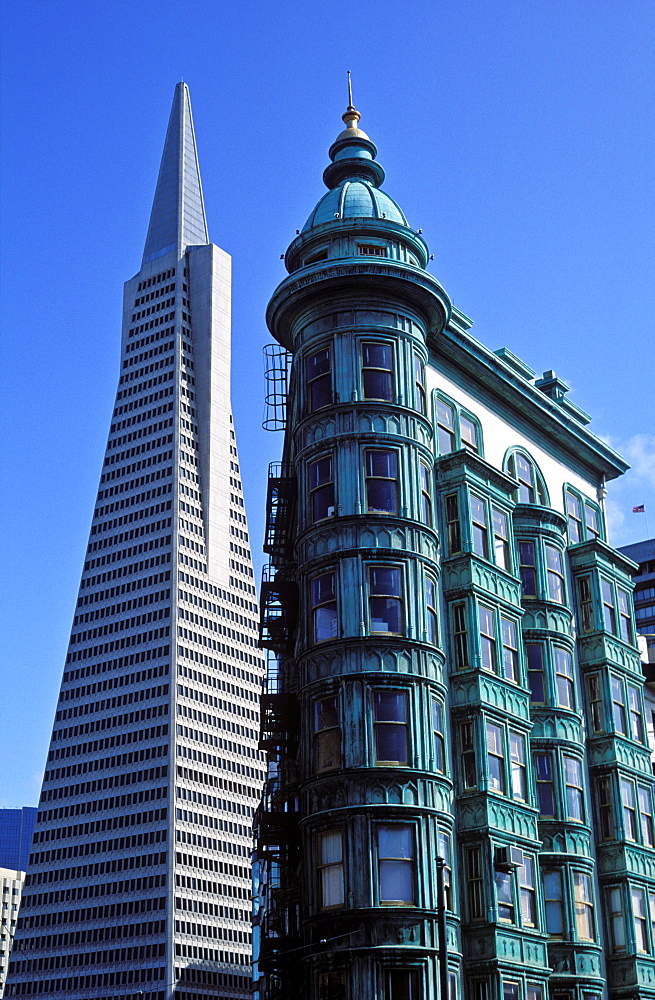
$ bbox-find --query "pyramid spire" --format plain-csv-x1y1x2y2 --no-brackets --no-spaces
142,81,209,264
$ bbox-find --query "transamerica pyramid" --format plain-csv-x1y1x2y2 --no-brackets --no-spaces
6,82,265,1000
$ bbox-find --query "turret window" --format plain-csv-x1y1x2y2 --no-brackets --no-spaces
555,648,574,709
452,603,469,670
493,508,511,570
578,576,594,631
425,575,438,645
519,542,537,597
307,348,333,412
471,496,489,558
420,461,432,524
309,454,335,522
460,720,477,789
486,722,505,793
314,695,341,772
596,776,615,839
384,970,419,1000
317,830,345,909
607,886,626,951
435,392,481,455
378,824,415,905
415,355,427,414
361,342,393,401
368,566,403,634
527,644,546,703
535,753,555,816
466,845,484,919
365,449,398,514
432,699,445,771
311,571,337,643
373,689,409,765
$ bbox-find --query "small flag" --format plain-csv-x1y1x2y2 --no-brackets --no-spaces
633,504,645,513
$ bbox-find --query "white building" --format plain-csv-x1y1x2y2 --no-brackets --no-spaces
6,84,265,1000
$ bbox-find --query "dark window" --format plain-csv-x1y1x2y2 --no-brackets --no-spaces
471,495,489,558
578,576,594,632
384,969,419,1000
479,605,497,672
466,845,484,918
526,643,545,703
587,674,604,731
369,566,403,634
425,575,438,645
312,571,337,643
535,752,555,816
420,462,432,524
461,721,477,789
314,696,340,772
365,450,398,514
543,869,564,936
309,455,335,521
453,603,468,669
362,342,393,401
307,348,332,412
597,776,615,839
639,786,654,847
415,355,426,414
519,541,537,597
373,689,409,765
432,699,445,772
445,493,461,554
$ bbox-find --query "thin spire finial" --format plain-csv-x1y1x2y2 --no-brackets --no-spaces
342,70,361,129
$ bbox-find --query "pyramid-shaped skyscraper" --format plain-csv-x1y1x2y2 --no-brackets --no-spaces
7,83,265,1000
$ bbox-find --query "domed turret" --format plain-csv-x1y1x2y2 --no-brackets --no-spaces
302,92,408,231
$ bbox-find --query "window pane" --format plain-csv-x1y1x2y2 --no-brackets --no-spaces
460,414,478,451
526,643,545,702
543,870,564,935
379,826,414,904
519,541,537,597
496,871,514,921
574,872,594,940
363,342,392,369
555,647,574,710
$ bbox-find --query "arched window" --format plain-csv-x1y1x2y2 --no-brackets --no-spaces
504,449,549,505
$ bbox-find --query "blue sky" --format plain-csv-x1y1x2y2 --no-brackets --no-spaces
1,0,654,808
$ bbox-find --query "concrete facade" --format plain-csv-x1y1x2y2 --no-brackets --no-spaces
5,84,265,1000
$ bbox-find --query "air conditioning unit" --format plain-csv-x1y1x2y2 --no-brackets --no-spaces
495,845,524,871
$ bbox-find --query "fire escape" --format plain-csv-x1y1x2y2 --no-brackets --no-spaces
256,460,302,999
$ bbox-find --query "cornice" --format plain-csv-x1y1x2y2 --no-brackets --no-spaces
267,259,451,349
433,324,629,482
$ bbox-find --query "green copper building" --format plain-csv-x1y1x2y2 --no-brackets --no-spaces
254,96,652,1000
